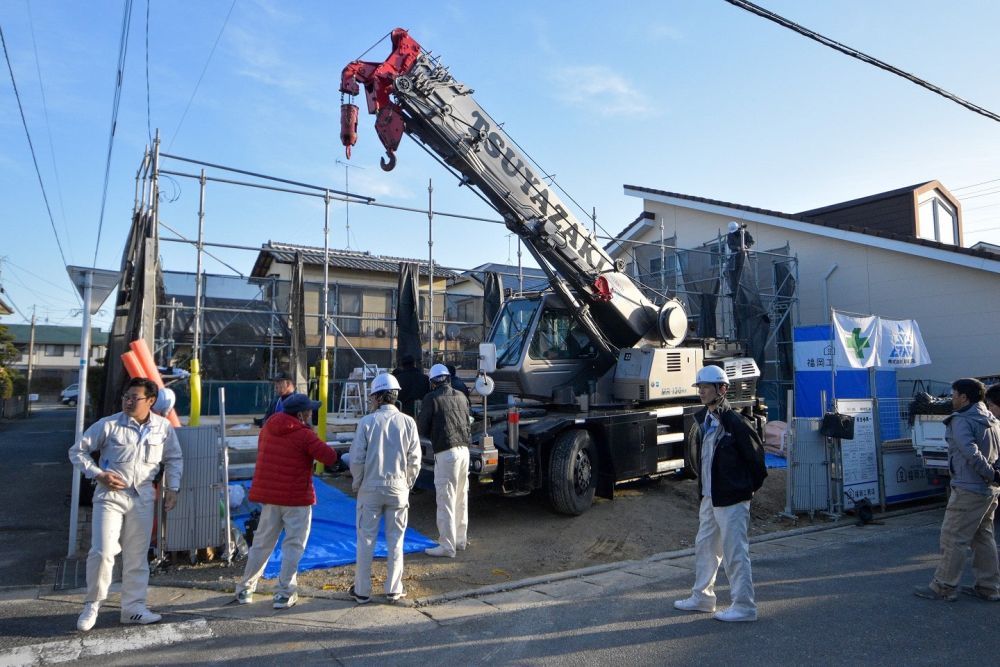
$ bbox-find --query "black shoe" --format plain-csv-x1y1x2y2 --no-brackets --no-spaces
960,585,1000,601
913,585,957,601
349,585,370,604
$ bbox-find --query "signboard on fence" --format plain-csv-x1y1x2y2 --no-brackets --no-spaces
836,398,879,509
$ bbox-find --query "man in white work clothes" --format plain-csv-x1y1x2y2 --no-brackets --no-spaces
674,365,766,622
349,373,422,603
68,377,183,631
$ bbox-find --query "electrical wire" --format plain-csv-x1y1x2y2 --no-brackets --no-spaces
25,0,72,261
93,0,135,266
145,0,152,144
0,23,74,277
951,178,1000,192
166,0,237,150
723,0,1000,124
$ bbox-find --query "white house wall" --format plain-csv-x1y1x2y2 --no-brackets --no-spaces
635,200,1000,385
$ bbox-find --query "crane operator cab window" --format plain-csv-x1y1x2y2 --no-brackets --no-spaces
529,310,597,361
492,297,542,368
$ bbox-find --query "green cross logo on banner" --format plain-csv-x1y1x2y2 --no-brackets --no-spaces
846,327,872,359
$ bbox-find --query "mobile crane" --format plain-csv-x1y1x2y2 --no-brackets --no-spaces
340,28,766,514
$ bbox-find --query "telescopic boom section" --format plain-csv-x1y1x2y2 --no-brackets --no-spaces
339,28,688,351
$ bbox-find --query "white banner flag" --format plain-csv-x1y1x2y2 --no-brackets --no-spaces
879,318,932,368
833,312,879,368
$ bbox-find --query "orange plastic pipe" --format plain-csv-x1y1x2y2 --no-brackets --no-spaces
130,340,164,388
121,351,145,380
126,340,182,427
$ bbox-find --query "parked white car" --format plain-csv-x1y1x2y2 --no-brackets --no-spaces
60,384,79,406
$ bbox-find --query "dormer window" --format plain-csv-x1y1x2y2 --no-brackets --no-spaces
917,191,957,245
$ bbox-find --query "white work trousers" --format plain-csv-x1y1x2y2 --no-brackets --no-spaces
86,486,155,614
237,504,312,596
353,487,409,598
690,496,756,612
433,446,469,555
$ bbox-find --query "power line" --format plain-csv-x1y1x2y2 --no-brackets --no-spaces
25,0,72,262
167,0,237,150
724,0,1000,124
0,23,72,271
957,188,1000,201
145,0,152,144
951,177,1000,192
93,0,135,266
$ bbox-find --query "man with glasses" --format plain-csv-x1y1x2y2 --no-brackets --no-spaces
68,377,183,632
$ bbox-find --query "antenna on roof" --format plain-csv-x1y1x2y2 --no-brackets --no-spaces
335,159,365,250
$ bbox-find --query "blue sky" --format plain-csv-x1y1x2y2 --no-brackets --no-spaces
2,0,999,332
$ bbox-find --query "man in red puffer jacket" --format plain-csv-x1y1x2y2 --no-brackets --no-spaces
234,393,338,610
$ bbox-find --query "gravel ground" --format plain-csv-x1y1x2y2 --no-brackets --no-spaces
150,467,813,601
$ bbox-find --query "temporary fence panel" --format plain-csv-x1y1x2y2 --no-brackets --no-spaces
788,418,830,513
162,425,228,555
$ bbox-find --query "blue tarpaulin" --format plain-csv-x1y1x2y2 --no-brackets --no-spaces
231,478,437,579
765,453,787,469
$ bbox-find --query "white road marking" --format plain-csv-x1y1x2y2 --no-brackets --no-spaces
0,618,212,667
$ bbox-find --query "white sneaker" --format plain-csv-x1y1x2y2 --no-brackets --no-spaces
673,596,716,613
713,606,757,622
456,541,468,551
121,608,162,625
77,602,100,632
424,545,455,558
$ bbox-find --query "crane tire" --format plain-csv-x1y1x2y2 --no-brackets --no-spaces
548,429,597,516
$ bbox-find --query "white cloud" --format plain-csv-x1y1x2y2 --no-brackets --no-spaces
548,65,656,117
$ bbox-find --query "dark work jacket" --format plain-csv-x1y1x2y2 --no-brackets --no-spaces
393,367,430,418
694,399,767,507
417,384,471,454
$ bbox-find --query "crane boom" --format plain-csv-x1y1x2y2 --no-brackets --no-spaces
340,28,688,352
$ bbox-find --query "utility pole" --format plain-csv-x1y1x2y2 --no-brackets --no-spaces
23,308,36,416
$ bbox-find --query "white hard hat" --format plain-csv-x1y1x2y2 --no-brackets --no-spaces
429,363,450,380
153,387,176,414
693,365,729,387
728,221,741,233
370,373,401,393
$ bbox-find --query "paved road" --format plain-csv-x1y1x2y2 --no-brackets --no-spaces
3,409,999,666
0,406,76,587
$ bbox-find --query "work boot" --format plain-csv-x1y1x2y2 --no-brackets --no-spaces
713,606,757,622
77,602,100,632
424,545,455,558
673,596,716,613
913,585,957,601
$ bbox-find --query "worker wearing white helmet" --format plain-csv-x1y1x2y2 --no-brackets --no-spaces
348,373,421,604
674,364,767,622
418,363,471,558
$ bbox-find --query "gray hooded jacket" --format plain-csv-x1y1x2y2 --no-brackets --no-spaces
946,402,1000,495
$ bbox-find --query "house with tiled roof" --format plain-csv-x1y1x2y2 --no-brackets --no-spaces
5,324,108,392
248,241,478,375
612,181,1000,385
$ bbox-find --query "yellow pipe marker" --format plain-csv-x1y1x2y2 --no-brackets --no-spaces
189,358,201,426
315,359,329,474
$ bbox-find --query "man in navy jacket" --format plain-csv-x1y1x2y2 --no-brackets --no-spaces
673,365,766,622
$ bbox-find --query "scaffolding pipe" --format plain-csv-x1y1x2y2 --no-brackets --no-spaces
190,169,207,425
427,178,434,365
317,191,331,473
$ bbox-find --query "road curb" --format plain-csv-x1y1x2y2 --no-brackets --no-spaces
413,502,945,606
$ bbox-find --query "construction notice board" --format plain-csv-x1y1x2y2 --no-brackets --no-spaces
836,398,879,509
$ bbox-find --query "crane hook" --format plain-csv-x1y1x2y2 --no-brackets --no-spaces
380,150,397,172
